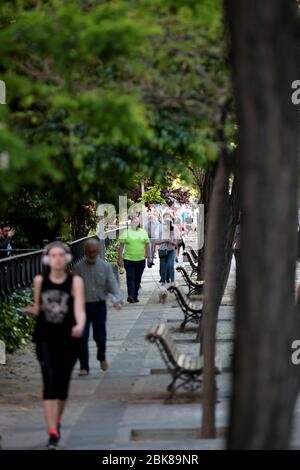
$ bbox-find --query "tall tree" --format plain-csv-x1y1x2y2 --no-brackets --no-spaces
0,0,232,239
225,0,300,449
199,150,239,436
201,155,230,437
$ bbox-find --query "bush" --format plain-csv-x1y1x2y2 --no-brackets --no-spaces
0,289,35,353
105,239,119,263
105,239,124,274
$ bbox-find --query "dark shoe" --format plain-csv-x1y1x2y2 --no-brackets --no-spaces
133,297,139,303
47,433,60,450
100,360,109,371
127,296,135,303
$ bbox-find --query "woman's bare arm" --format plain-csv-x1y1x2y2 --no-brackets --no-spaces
33,275,43,311
22,274,43,316
71,275,86,337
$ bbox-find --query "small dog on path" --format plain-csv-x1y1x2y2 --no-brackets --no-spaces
158,288,168,304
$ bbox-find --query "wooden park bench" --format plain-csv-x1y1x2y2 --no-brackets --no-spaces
176,265,204,297
182,251,198,277
186,247,198,264
167,284,202,331
146,323,204,396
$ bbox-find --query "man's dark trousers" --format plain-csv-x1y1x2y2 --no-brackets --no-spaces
79,301,107,371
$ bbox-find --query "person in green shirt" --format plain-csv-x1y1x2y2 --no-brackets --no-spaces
117,216,152,303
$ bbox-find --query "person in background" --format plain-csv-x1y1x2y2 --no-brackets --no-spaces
155,212,178,285
22,241,85,450
185,211,193,236
174,216,186,263
151,208,161,259
74,238,123,376
117,216,152,303
181,207,188,225
0,223,15,258
147,212,159,264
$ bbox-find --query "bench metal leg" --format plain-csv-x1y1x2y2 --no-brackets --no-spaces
171,372,203,394
166,369,182,396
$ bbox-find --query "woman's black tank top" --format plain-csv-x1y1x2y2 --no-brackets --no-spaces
34,273,76,342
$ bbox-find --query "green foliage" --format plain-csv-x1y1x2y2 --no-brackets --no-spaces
0,1,158,74
67,200,98,240
0,0,156,212
0,0,234,238
2,190,61,247
51,92,153,148
0,289,35,353
0,121,61,195
139,185,165,204
105,239,119,263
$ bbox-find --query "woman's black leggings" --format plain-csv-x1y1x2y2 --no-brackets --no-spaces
36,340,79,400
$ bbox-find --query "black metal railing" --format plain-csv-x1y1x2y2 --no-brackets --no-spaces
0,249,44,299
0,249,42,255
0,223,129,300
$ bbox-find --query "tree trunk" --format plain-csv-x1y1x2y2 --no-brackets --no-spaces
201,155,231,438
197,170,239,345
225,0,300,449
221,174,240,296
198,167,216,279
69,202,97,240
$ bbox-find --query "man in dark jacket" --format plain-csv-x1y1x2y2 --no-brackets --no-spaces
0,223,15,258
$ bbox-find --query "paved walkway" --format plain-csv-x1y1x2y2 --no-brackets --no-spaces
0,258,235,450
1,259,300,450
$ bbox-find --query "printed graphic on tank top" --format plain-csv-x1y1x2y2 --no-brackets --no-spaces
41,289,70,324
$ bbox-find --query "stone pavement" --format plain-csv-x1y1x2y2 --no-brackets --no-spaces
64,260,233,450
2,259,299,450
0,258,234,450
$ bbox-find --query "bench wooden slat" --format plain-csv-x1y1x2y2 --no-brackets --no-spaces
146,323,207,396
183,251,198,270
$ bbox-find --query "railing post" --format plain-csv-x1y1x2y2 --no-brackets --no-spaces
99,238,105,260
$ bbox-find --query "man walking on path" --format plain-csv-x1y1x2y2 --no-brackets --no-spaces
74,238,123,375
